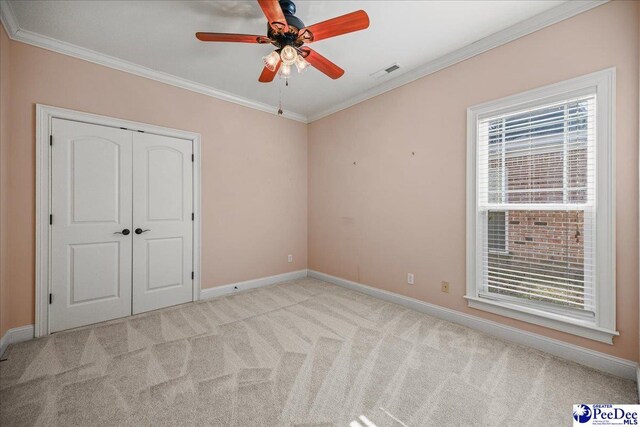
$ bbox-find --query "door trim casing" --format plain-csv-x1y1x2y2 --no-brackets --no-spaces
36,104,202,337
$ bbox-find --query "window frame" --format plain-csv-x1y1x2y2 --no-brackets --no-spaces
466,68,617,344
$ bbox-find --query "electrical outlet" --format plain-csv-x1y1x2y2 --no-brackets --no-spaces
441,281,450,293
288,254,293,263
407,273,414,285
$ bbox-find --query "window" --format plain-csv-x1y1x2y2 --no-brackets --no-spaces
488,211,506,253
466,69,617,344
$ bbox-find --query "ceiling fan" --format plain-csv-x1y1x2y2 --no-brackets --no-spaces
196,0,370,82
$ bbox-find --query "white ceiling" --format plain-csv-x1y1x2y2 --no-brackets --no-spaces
7,0,572,120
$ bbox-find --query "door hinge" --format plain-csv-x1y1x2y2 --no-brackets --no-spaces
49,293,53,304
49,135,52,146
191,272,194,280
191,154,194,162
191,212,194,221
49,214,53,225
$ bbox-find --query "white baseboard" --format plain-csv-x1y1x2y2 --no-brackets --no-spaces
0,270,308,356
637,366,640,403
308,270,638,381
0,324,35,358
199,269,309,300
2,270,636,383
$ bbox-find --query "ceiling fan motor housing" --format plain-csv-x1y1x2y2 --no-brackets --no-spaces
267,0,305,48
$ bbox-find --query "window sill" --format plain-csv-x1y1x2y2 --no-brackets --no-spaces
464,295,619,344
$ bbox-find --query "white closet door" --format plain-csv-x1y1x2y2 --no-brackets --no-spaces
132,132,193,314
50,119,133,332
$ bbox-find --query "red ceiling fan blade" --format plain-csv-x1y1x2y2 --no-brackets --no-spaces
300,48,344,79
259,59,282,83
257,0,289,32
196,33,270,43
298,10,369,43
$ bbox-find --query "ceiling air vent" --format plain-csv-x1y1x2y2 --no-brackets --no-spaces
370,63,400,79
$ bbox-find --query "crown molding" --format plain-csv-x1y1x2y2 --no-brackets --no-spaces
307,0,609,122
0,1,307,123
2,0,608,124
0,0,17,36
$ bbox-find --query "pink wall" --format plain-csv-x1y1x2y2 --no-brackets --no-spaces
308,1,639,361
0,26,10,338
0,1,638,364
0,32,308,336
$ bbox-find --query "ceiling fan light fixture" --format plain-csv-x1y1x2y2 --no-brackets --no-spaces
280,45,298,65
280,63,292,78
294,55,309,73
263,51,280,72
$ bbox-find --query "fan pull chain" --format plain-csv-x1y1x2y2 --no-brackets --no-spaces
278,77,288,116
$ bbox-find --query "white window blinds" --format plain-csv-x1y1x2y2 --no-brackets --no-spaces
477,95,596,315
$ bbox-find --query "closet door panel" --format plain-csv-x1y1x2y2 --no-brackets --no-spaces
50,119,133,332
132,132,193,314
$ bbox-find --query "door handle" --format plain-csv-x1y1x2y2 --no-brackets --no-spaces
114,229,130,235
135,228,151,235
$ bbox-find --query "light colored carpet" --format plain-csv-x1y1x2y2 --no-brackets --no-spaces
0,277,635,426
